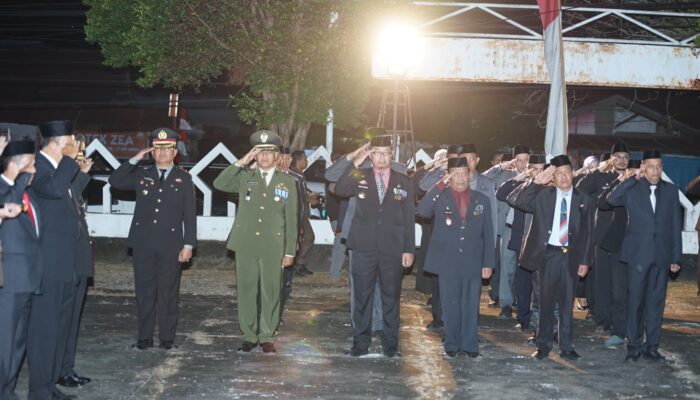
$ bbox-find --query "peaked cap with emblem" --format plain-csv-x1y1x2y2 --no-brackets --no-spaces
149,127,179,148
250,130,281,151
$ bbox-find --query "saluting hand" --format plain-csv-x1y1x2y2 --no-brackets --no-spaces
347,142,370,162
353,144,372,168
235,147,261,167
79,158,94,173
534,166,554,185
134,147,154,162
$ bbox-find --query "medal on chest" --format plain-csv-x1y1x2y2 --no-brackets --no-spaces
444,207,453,226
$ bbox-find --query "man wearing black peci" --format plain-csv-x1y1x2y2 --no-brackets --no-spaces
512,155,594,361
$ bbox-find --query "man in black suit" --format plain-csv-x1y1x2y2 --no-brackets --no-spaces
335,134,415,358
0,140,40,400
109,128,197,351
606,149,682,362
576,143,629,332
27,120,92,400
513,155,594,361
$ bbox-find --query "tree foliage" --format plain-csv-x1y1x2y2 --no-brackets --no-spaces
85,0,389,149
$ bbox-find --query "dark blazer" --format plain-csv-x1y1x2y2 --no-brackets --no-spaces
29,153,90,283
335,165,415,257
606,177,682,267
598,179,627,254
497,178,530,252
418,186,495,278
512,183,594,276
575,170,618,245
0,173,42,293
109,162,197,255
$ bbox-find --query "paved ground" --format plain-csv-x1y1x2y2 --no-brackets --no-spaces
13,240,700,399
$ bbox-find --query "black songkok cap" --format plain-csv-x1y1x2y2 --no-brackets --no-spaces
280,146,291,155
643,149,662,160
2,140,35,157
367,127,391,148
512,144,530,156
600,152,611,162
447,157,468,169
501,153,513,162
447,144,464,155
610,142,629,154
39,120,74,138
459,143,477,154
528,153,547,165
627,159,642,169
550,154,572,167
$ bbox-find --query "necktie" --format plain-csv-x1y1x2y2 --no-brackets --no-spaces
650,185,657,213
559,196,568,246
377,172,386,203
159,169,167,184
262,171,268,186
22,192,37,234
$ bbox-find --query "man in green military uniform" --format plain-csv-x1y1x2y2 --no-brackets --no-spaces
214,130,298,354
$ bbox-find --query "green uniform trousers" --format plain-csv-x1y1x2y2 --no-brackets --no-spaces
236,251,283,343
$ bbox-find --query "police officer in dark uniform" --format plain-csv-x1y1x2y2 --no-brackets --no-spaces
109,128,197,351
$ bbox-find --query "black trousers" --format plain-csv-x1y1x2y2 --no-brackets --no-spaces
351,249,403,352
627,263,668,353
535,248,576,353
609,255,628,338
60,276,87,377
28,279,76,400
0,291,32,400
430,274,442,324
414,219,433,294
514,264,533,328
592,246,613,327
280,268,293,321
296,218,315,266
133,248,182,342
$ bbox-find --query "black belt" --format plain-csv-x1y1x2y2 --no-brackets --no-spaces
546,244,569,253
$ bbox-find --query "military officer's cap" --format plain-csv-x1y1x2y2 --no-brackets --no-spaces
550,154,572,167
512,144,530,156
642,149,662,160
149,128,178,148
39,120,74,138
446,145,464,155
250,130,281,151
447,157,468,169
2,139,35,158
627,159,641,169
610,142,629,154
459,143,477,154
529,153,547,165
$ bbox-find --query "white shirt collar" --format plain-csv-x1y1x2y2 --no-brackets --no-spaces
40,150,59,169
1,174,14,186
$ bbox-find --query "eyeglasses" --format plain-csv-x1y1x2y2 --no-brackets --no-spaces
613,154,629,160
371,151,391,157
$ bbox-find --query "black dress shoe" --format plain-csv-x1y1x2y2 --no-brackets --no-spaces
383,350,401,358
498,306,512,319
344,347,369,357
237,341,258,353
160,340,178,350
532,349,549,360
466,352,480,358
261,342,277,353
559,349,581,360
642,350,665,362
132,338,153,350
445,351,458,358
526,336,536,346
625,351,641,362
296,264,314,276
57,372,91,387
487,299,499,308
426,321,444,331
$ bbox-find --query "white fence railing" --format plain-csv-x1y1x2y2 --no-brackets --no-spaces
84,140,699,254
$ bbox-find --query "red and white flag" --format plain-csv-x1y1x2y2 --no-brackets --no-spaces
538,0,568,160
